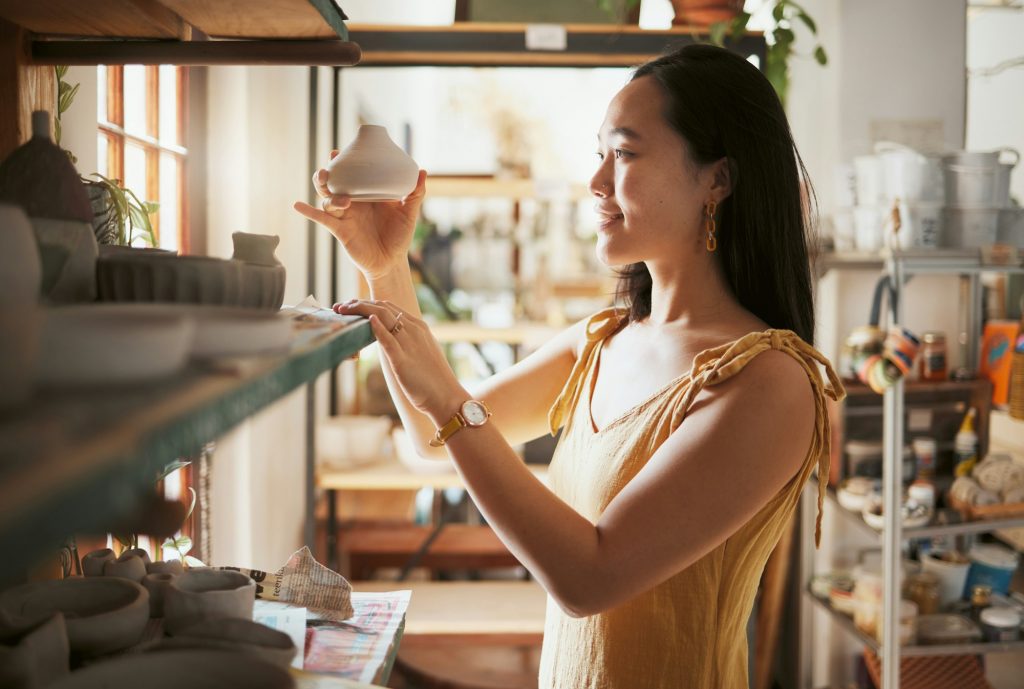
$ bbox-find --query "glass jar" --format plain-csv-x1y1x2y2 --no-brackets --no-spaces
919,331,948,381
906,572,941,615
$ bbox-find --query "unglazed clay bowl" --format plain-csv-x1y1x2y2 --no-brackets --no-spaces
163,570,255,635
81,549,116,578
0,612,69,689
103,553,147,582
326,124,419,201
160,618,297,668
146,560,185,576
142,574,175,618
0,578,149,657
96,248,244,306
48,650,296,689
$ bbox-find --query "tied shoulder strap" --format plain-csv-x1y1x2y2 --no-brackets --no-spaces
547,307,626,436
670,330,846,547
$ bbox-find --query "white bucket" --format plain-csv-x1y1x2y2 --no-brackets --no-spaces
854,206,885,251
944,207,1000,248
921,551,971,608
854,155,886,206
997,207,1024,247
895,202,944,249
875,142,945,203
943,148,1018,208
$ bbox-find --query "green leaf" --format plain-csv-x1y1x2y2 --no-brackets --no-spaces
55,65,67,80
709,21,727,46
729,12,751,39
185,486,197,521
774,27,796,46
796,10,817,34
184,555,205,568
157,459,191,482
166,535,192,556
814,45,828,65
772,2,786,23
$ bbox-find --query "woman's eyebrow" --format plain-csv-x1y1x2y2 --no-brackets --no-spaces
597,127,642,143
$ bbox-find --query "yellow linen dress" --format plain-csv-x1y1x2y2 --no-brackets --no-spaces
538,307,845,689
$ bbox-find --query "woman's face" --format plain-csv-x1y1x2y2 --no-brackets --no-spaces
590,76,712,268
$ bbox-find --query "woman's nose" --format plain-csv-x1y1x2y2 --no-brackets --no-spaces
589,168,612,198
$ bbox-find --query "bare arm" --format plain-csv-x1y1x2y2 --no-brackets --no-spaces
366,309,818,618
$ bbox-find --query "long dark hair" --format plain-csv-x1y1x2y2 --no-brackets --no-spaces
618,43,816,344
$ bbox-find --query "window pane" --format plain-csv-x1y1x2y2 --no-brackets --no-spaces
124,144,149,246
123,65,147,135
97,66,107,123
97,135,108,177
159,65,179,146
159,154,180,252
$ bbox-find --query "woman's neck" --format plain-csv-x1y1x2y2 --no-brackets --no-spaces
643,254,748,331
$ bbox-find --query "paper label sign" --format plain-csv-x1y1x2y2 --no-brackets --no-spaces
525,24,568,51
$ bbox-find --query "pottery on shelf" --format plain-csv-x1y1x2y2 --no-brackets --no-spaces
47,650,296,689
120,548,152,565
32,217,98,303
103,552,148,582
163,570,256,635
0,578,149,657
96,247,244,306
231,232,286,310
326,124,419,201
81,549,116,578
162,618,297,668
0,612,69,689
142,573,176,618
189,307,292,359
146,560,185,577
36,304,195,386
0,203,42,304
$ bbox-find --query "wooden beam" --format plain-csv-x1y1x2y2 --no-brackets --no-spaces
30,39,361,66
0,18,56,160
0,0,184,39
155,0,347,40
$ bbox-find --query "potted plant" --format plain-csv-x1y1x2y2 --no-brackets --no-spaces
708,1,828,107
53,66,159,247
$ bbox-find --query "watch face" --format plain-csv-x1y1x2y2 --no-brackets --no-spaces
461,400,489,426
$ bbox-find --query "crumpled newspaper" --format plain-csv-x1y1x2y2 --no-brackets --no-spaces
219,546,354,621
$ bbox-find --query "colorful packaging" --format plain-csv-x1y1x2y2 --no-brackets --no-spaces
980,320,1021,406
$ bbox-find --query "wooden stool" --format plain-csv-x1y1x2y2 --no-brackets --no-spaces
355,581,547,689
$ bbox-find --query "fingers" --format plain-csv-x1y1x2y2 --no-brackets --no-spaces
367,314,398,360
312,150,341,197
402,170,428,206
292,201,355,244
333,300,402,330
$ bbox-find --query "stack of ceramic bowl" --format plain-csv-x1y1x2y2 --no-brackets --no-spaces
842,142,946,253
942,148,1019,248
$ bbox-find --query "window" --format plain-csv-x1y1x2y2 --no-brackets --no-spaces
97,65,189,252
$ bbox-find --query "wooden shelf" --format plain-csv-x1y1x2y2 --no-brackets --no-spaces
0,316,374,580
348,22,766,68
319,458,548,491
430,320,562,346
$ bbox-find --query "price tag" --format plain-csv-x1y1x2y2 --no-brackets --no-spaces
525,24,567,51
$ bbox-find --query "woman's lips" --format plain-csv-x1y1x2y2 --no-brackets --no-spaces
597,212,623,230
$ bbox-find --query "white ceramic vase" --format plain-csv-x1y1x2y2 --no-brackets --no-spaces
32,217,98,303
231,232,286,310
81,548,116,577
326,125,419,201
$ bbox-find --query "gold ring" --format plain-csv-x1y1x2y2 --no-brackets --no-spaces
389,313,404,334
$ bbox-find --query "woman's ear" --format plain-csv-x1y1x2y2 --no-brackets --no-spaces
709,156,734,202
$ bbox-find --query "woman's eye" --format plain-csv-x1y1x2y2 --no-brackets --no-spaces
595,151,604,161
614,149,632,159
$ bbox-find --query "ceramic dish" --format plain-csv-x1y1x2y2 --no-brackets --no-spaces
836,477,877,512
188,307,292,359
160,618,297,668
96,248,243,306
48,649,295,689
861,493,932,530
35,304,194,386
326,125,419,201
0,578,149,657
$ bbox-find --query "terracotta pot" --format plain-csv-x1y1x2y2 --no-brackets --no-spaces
0,578,149,657
163,618,297,668
0,613,69,689
164,570,256,635
670,0,743,25
326,124,419,201
81,549,116,578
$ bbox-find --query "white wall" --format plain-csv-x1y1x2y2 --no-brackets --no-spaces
61,66,98,177
205,66,313,570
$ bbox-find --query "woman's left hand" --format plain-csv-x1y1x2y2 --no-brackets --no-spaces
334,300,467,421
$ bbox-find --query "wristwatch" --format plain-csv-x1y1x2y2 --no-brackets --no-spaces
429,399,492,447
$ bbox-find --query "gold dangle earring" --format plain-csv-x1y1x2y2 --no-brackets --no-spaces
705,200,718,252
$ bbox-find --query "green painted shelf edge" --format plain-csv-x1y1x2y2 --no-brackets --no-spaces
0,319,374,580
308,0,349,40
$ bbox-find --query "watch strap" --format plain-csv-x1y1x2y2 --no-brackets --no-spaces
429,411,466,447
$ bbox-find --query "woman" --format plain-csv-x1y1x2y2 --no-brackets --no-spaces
295,44,844,689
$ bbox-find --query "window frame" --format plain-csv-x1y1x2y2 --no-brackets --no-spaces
99,65,190,252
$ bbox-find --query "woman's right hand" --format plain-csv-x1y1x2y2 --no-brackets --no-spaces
293,150,427,281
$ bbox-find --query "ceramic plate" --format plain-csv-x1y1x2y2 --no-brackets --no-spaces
187,307,292,359
36,304,194,386
48,649,295,689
